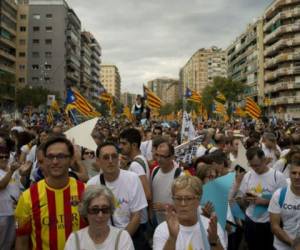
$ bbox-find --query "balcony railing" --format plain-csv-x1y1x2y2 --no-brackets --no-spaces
264,0,300,19
264,53,300,69
265,66,300,81
264,23,300,45
264,81,296,93
264,8,300,32
0,49,16,62
271,95,300,105
0,64,15,74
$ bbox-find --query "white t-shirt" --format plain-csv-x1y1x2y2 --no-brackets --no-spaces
153,215,227,250
262,143,281,168
128,154,150,224
140,140,153,161
87,170,148,229
64,226,134,250
239,168,287,222
0,169,21,216
268,183,300,250
273,158,290,178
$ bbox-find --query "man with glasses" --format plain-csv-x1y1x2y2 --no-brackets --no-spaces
15,137,86,250
151,141,182,225
87,141,148,249
236,147,287,250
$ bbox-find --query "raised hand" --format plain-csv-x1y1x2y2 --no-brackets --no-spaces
207,213,219,245
165,204,179,240
202,201,214,218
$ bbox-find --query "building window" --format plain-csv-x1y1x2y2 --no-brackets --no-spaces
45,26,52,32
33,14,40,20
19,52,26,57
33,26,40,32
20,14,27,20
32,52,40,58
32,39,40,44
45,64,52,70
19,65,25,70
32,65,39,70
19,39,26,45
20,26,26,32
45,51,52,58
44,77,51,83
32,77,39,83
45,39,52,45
46,13,52,19
19,78,25,83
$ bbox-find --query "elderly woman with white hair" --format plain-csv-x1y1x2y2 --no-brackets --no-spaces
64,185,134,250
153,175,226,250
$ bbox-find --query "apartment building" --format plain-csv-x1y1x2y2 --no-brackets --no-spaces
0,0,17,107
26,0,81,97
264,0,300,118
121,92,137,107
180,46,227,94
227,19,265,104
100,64,121,100
16,0,29,87
80,32,92,95
147,77,179,105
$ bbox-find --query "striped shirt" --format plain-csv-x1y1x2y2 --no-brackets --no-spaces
15,178,86,250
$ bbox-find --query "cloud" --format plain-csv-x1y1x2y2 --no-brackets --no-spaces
68,0,273,94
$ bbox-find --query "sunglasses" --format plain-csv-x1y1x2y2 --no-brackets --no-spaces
84,151,94,155
87,206,111,215
0,155,9,160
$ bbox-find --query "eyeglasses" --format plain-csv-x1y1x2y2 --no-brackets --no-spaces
87,206,111,215
84,151,94,156
0,155,9,160
156,153,171,159
172,196,198,204
101,153,118,161
45,154,70,161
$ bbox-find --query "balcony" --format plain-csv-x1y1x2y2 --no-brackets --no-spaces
264,0,300,20
264,66,300,81
264,81,296,93
265,36,300,57
264,23,300,45
270,95,300,105
0,63,15,74
66,71,80,81
0,36,15,48
264,8,300,32
264,53,300,69
0,49,15,62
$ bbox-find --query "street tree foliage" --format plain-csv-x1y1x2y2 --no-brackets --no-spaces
201,76,246,116
160,103,174,115
16,86,59,109
0,72,15,99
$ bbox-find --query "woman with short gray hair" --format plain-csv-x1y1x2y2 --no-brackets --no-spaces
64,185,134,250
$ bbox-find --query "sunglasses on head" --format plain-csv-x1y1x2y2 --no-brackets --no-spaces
0,155,9,160
87,206,111,215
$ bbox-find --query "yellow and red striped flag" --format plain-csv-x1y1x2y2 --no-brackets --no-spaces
143,86,163,110
185,87,201,103
245,97,261,120
66,88,100,117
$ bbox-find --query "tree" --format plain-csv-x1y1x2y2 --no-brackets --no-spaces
201,77,246,117
16,86,59,109
159,103,174,116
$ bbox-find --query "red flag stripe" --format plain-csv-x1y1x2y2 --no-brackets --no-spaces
47,189,58,250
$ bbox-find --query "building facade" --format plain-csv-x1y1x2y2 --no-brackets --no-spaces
180,46,227,94
100,64,121,100
26,0,81,98
263,0,300,118
121,92,136,107
227,19,264,104
147,77,179,105
0,0,17,107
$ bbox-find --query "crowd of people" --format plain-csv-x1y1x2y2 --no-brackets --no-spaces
0,111,300,250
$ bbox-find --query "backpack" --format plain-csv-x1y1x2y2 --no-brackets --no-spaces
132,156,147,174
151,166,181,181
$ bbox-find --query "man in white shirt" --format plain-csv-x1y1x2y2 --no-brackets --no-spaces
237,146,287,250
151,141,182,225
87,142,148,249
195,130,211,158
269,154,300,250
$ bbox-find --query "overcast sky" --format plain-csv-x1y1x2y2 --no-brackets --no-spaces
69,0,273,94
